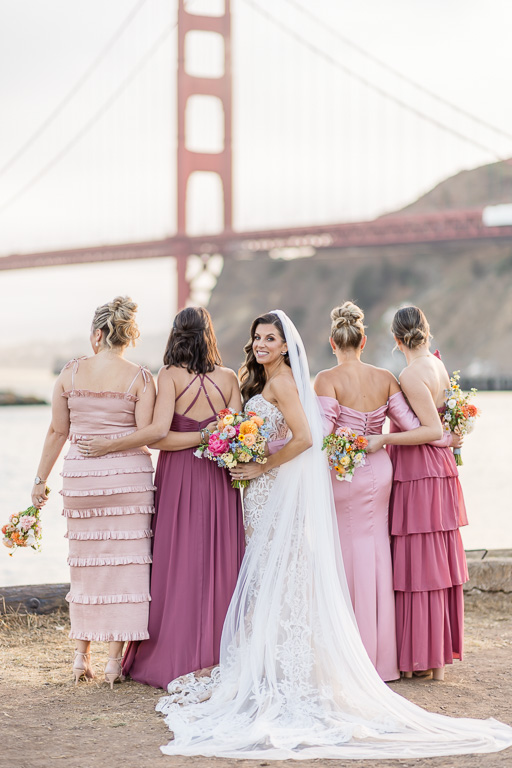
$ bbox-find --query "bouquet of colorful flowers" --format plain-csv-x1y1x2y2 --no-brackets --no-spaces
2,488,48,555
442,372,480,466
322,427,368,482
194,408,269,488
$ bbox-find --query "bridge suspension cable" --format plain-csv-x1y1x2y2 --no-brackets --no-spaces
283,0,512,144
0,0,150,180
0,9,187,218
242,0,507,161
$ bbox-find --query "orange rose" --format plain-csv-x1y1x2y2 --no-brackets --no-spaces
239,420,258,436
250,415,264,427
243,433,256,448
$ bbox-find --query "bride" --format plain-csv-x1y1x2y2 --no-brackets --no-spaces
157,310,512,760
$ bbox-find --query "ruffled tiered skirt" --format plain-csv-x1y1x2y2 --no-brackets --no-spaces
61,442,155,642
389,443,468,672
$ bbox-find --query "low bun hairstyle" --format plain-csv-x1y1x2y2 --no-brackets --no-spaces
391,306,431,349
239,312,290,405
164,306,222,374
92,296,140,348
330,301,366,349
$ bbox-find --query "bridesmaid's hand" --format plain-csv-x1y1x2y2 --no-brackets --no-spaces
365,434,385,454
77,437,112,458
230,462,266,482
31,484,49,509
450,433,464,449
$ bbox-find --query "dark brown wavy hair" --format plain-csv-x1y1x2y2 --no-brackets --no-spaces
239,312,290,405
164,307,222,374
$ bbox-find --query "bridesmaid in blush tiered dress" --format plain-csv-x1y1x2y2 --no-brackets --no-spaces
82,307,245,689
31,297,156,687
384,307,468,681
314,301,452,682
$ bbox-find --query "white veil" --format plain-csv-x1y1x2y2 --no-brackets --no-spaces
157,310,512,759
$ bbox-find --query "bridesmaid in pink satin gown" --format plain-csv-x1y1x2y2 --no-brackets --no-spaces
315,302,454,682
367,306,467,682
81,307,245,689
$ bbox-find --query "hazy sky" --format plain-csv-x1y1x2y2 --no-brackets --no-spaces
1,0,512,346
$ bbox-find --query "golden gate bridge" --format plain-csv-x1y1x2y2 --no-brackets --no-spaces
1,0,512,309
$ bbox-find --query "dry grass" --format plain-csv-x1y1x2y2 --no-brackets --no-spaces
1,596,512,768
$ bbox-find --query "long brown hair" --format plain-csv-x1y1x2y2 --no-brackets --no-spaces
239,312,290,405
164,307,222,374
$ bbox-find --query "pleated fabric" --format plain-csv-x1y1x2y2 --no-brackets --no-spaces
123,411,245,689
61,377,155,642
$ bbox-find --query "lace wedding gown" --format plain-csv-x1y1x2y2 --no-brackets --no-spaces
156,311,512,760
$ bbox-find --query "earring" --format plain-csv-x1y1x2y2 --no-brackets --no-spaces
281,351,287,356
95,342,99,347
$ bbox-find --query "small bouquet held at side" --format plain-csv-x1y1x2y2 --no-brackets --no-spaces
194,408,269,488
442,371,480,466
2,487,49,555
322,427,368,482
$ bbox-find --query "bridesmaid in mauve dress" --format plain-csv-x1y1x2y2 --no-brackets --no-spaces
82,307,245,689
31,297,156,687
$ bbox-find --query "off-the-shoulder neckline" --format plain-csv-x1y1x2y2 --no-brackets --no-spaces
317,391,403,415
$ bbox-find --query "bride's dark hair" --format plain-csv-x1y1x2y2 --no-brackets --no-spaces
164,306,222,374
239,312,290,405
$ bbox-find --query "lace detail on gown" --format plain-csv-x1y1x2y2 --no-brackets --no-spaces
243,394,289,544
156,313,512,760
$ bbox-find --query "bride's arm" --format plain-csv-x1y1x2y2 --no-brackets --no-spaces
229,375,312,482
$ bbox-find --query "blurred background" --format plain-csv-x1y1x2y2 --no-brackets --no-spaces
1,0,511,583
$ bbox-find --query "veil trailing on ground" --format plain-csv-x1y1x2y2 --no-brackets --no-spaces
157,310,512,759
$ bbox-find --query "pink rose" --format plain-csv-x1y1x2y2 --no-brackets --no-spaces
208,434,230,457
223,425,236,439
21,515,36,531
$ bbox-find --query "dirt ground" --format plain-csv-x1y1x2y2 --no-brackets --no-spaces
1,592,512,768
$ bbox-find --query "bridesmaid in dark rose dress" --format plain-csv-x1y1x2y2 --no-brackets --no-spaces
83,307,245,689
367,306,467,681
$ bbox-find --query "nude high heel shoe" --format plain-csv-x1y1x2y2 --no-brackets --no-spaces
105,656,125,689
73,650,94,685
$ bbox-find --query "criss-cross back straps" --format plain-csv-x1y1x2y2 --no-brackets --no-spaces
127,366,151,394
175,373,228,418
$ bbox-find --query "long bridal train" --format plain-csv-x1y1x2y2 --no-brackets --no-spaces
157,310,512,760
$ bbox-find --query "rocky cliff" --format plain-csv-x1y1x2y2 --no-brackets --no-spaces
208,161,512,382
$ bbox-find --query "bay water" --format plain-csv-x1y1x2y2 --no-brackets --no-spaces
0,369,510,587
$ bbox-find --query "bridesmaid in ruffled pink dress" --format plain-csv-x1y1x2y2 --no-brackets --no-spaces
31,297,156,687
367,306,467,681
315,301,450,682
82,307,245,689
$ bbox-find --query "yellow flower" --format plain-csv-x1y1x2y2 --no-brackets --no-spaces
223,414,235,425
340,456,350,467
238,452,251,463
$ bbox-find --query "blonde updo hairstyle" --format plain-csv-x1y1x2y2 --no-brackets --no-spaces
330,301,366,349
391,305,431,349
92,296,140,349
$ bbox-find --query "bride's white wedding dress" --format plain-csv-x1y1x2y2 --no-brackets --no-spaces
157,311,512,760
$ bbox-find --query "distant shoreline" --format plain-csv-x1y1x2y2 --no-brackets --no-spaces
0,391,48,406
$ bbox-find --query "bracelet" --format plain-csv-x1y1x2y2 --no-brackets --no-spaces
200,428,210,445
